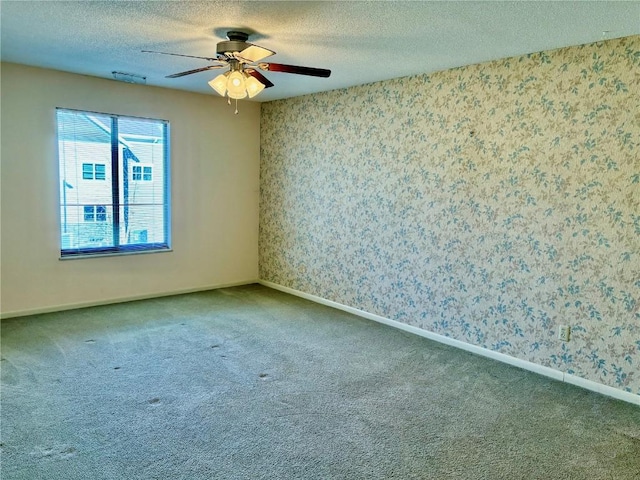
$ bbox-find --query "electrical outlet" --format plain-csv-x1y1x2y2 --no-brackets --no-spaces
558,325,571,342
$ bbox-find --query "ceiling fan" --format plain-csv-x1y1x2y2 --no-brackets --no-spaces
143,31,331,109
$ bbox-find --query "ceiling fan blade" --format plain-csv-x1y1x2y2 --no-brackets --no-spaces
257,62,331,78
142,50,221,63
166,65,227,78
244,69,274,88
238,43,275,63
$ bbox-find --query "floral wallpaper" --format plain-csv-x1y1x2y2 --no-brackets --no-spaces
259,36,640,395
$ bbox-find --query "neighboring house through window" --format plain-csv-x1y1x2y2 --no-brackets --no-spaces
57,108,171,257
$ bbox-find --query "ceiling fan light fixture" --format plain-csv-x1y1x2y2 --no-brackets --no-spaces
208,73,228,96
226,70,247,99
245,74,266,98
148,30,332,111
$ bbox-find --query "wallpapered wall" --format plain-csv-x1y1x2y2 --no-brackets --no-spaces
259,36,640,395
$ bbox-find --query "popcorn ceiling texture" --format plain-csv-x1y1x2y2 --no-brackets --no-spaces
259,35,640,395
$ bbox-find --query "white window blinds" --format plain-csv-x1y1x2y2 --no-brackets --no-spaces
57,109,170,257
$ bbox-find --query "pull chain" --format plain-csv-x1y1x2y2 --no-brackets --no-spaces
225,95,239,114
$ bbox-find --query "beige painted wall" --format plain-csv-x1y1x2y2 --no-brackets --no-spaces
0,63,260,317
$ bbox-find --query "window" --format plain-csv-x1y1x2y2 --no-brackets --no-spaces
132,165,152,181
82,163,106,180
57,109,170,257
82,163,93,180
83,205,108,222
95,164,106,180
83,205,95,222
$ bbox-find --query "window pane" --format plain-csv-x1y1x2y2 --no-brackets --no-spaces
96,205,107,222
83,205,95,222
82,163,94,180
61,205,114,250
119,205,165,245
118,117,167,249
59,111,112,203
95,164,106,180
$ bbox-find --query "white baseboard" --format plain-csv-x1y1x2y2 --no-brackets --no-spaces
0,280,259,319
259,280,640,406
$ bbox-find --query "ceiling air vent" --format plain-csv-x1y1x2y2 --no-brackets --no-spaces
112,71,146,85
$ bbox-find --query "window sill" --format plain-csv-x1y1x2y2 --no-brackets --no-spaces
59,247,172,260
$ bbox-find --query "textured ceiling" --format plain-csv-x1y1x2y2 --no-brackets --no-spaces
1,1,639,102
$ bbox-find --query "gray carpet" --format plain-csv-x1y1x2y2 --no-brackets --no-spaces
1,284,639,479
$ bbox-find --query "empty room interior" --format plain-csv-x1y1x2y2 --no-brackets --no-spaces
1,2,639,479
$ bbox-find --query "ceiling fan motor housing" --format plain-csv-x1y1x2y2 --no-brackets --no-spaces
217,31,250,56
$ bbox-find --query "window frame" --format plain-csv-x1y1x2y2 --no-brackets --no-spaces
57,108,171,259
